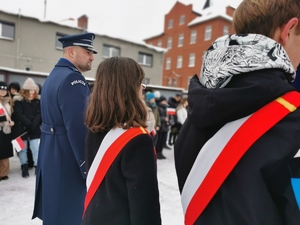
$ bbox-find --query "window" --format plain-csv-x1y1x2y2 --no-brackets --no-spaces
167,77,172,86
178,34,184,47
157,40,162,47
173,78,177,87
138,52,153,66
189,53,195,67
204,25,212,41
143,78,150,85
168,19,173,29
102,44,120,58
56,33,67,49
223,25,229,35
190,30,197,44
0,21,15,40
177,56,183,68
179,15,185,25
167,37,172,49
166,57,171,70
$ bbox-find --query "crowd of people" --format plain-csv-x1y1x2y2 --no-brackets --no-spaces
1,0,300,224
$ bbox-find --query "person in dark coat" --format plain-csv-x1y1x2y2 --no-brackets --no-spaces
12,78,41,178
167,94,181,146
174,0,300,224
8,81,20,97
32,33,97,225
156,96,170,159
83,56,161,225
0,81,14,181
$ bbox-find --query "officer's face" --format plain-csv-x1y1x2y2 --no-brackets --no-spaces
73,46,94,73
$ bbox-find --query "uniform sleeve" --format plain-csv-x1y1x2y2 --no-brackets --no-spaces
58,72,90,178
121,134,162,225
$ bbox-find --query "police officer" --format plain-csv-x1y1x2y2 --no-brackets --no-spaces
32,32,97,225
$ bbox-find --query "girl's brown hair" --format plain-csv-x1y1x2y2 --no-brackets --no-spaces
19,89,39,100
85,56,148,132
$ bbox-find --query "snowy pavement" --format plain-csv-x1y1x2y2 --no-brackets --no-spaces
0,147,184,225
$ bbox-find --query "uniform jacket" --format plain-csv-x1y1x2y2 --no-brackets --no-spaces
174,34,300,224
82,130,161,225
0,97,13,160
32,58,90,225
12,94,41,140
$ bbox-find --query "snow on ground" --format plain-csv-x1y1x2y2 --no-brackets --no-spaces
0,147,184,225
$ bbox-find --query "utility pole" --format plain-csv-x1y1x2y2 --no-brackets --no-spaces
44,0,47,18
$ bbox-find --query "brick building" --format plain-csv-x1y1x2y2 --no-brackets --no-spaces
144,1,236,90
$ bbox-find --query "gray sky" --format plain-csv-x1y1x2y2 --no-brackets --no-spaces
0,0,242,43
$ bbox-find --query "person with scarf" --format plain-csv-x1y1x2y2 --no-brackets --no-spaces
0,81,14,181
82,56,161,225
174,0,300,224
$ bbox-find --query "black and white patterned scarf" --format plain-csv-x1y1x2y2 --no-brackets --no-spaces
199,34,295,88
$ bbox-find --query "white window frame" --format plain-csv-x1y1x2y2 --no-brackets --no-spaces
0,21,15,40
167,37,172,49
188,53,196,67
138,52,153,66
157,40,162,47
102,44,120,58
223,25,229,36
168,19,173,29
177,55,183,68
166,57,171,70
179,15,185,25
178,33,184,47
204,25,212,41
190,30,197,44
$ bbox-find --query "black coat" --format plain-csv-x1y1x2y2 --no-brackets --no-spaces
0,100,13,159
12,95,41,140
82,130,161,225
174,70,300,224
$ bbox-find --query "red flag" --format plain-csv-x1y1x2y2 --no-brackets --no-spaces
0,107,5,115
11,137,26,152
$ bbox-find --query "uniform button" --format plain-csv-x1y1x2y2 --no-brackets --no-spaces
84,172,86,174
50,128,54,132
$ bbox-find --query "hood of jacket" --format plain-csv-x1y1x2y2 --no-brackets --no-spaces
188,34,296,130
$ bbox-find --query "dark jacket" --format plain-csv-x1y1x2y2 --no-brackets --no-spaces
174,70,300,225
82,130,161,225
157,103,169,132
12,94,41,140
32,58,90,225
0,98,13,160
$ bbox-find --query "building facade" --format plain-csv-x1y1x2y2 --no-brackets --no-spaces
0,10,165,86
144,2,235,90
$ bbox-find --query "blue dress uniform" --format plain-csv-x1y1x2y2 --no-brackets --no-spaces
32,33,96,225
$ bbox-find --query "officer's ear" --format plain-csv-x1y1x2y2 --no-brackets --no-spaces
67,46,75,58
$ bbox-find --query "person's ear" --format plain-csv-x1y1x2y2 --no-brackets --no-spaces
279,18,299,46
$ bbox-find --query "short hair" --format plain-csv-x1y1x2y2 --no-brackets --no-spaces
233,0,300,38
85,56,148,132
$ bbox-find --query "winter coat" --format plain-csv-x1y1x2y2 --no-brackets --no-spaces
82,130,161,225
0,97,13,160
146,101,161,128
157,103,169,132
174,34,300,224
12,94,41,140
32,58,90,225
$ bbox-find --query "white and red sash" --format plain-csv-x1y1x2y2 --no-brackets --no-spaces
181,91,300,225
83,126,148,216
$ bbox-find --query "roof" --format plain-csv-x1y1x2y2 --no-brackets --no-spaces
0,9,167,53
